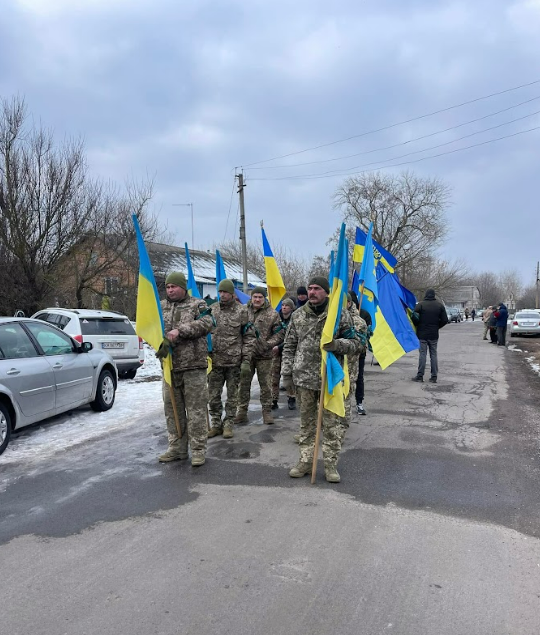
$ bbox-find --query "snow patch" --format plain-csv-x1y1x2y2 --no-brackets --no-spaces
526,356,540,376
507,345,523,352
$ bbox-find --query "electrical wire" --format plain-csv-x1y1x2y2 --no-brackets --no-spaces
223,176,237,241
248,125,540,182
241,78,540,168
246,95,540,170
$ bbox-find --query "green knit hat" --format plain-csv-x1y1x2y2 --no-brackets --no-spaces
282,298,295,310
218,279,235,294
308,276,330,294
165,271,187,290
251,286,267,297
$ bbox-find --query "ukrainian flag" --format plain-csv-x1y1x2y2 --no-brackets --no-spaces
132,215,172,385
358,223,379,328
353,227,397,274
261,226,286,310
215,249,249,304
321,223,349,417
185,243,213,371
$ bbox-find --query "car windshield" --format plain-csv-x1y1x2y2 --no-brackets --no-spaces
80,318,135,336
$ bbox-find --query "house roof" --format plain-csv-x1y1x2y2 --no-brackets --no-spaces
147,242,265,288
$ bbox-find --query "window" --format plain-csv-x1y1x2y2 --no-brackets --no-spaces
104,277,119,295
0,323,38,359
79,317,135,336
25,322,75,356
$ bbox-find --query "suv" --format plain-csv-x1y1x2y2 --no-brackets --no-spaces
31,309,144,379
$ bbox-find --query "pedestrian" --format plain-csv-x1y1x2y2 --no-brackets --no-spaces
493,302,509,346
296,286,308,308
207,279,255,440
464,307,470,321
282,277,362,483
482,306,493,340
471,308,476,321
156,272,214,466
488,306,498,343
346,294,368,417
412,288,449,384
271,298,296,410
235,287,286,425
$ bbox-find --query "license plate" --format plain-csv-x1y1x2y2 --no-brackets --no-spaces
102,342,124,349
522,322,535,326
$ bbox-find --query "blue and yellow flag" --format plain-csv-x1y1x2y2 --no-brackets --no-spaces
261,227,286,310
186,243,213,371
358,223,379,327
353,227,397,273
215,249,227,287
321,223,349,417
132,215,172,385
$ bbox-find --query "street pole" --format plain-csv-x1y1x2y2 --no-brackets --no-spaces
172,203,195,249
236,172,248,292
536,261,539,309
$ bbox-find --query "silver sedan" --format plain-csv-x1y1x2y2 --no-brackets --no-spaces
509,311,540,337
0,317,118,456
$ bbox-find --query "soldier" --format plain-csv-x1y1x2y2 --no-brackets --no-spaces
282,277,362,483
207,279,254,439
235,286,286,425
156,272,213,466
271,298,296,410
346,293,367,422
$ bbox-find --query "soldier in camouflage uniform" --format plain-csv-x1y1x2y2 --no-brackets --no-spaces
282,276,363,483
156,272,214,466
271,298,296,410
235,286,286,425
207,279,254,439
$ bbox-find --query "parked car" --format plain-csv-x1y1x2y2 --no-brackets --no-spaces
0,317,117,456
448,308,462,323
509,311,540,337
476,309,484,319
32,309,144,379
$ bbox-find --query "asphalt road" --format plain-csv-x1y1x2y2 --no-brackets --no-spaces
2,321,540,635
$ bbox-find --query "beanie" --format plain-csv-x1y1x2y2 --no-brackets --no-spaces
251,286,267,298
218,279,235,294
282,298,295,310
165,272,187,290
297,286,308,296
308,276,330,294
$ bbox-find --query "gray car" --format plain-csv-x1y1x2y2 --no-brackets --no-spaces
0,317,118,456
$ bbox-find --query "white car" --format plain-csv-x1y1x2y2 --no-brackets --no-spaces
32,308,144,379
509,311,540,337
0,317,117,456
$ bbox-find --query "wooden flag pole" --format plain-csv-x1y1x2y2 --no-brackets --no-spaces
168,384,183,438
311,363,328,484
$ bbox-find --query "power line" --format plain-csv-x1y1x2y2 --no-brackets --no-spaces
241,78,540,168
223,176,236,241
251,108,540,181
247,95,540,170
248,125,540,182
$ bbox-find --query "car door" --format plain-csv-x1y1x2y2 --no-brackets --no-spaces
23,322,94,411
0,322,56,421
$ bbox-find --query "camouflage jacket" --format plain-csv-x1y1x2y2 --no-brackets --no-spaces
247,300,286,360
161,295,214,372
281,301,362,391
276,312,293,354
347,304,368,381
210,298,254,367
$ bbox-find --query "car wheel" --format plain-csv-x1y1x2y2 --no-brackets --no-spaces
90,369,116,412
0,402,12,456
123,369,137,380
510,333,516,337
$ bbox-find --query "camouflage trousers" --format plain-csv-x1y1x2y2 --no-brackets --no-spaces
208,365,241,430
296,386,347,467
162,368,209,455
237,357,273,412
271,354,296,401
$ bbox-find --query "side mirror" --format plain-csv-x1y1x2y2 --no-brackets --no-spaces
80,342,93,353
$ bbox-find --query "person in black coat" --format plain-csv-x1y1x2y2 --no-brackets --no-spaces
412,289,448,383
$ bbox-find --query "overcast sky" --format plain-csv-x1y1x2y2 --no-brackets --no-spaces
1,0,539,283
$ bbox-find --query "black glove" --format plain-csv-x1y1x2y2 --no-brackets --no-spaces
155,338,171,360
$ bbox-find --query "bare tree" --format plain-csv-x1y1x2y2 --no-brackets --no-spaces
498,269,523,310
406,256,469,299
472,272,504,308
517,285,537,310
333,171,451,279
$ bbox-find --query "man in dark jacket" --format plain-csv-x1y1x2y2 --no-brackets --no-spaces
493,302,509,346
412,289,448,383
296,286,308,308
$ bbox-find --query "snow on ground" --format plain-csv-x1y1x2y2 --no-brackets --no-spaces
136,344,162,379
507,345,523,352
526,356,540,376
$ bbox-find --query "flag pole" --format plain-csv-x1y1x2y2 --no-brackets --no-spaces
311,364,327,484
168,385,183,438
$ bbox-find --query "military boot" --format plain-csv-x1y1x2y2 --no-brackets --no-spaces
222,425,234,439
293,434,301,444
158,447,188,462
234,410,248,424
289,461,312,478
324,465,341,483
262,410,274,425
208,426,223,438
191,452,206,467
287,396,296,410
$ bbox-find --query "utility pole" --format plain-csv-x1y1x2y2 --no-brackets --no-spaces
236,171,248,292
536,261,539,309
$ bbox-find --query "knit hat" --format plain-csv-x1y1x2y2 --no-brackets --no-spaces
282,298,295,310
297,286,308,296
165,272,187,290
308,276,330,294
218,279,235,294
251,286,267,297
